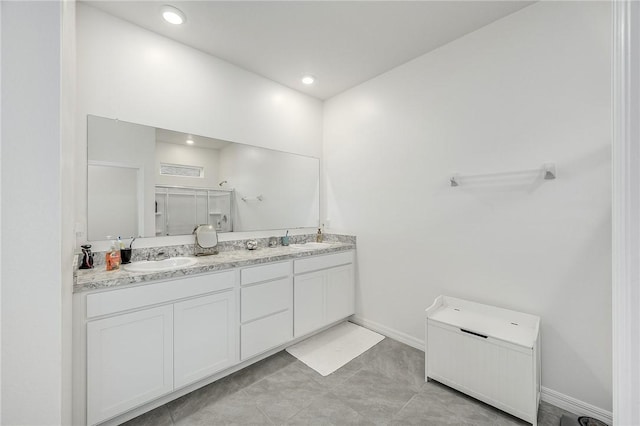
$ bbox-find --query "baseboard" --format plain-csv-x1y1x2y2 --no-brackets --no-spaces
352,316,612,425
541,387,612,425
350,315,424,351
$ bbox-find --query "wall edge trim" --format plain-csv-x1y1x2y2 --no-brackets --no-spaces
350,315,424,351
541,387,612,425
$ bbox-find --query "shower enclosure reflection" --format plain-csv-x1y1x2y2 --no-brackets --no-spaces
154,186,233,236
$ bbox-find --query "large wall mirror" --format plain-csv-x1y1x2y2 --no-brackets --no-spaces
87,115,320,241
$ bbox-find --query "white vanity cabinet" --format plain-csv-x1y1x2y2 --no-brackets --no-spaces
174,290,237,388
74,246,356,425
326,264,355,324
294,251,355,337
81,271,237,425
240,261,293,360
87,305,174,426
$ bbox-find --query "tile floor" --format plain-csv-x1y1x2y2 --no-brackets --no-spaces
123,335,569,425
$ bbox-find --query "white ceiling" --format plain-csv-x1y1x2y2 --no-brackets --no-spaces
86,1,534,100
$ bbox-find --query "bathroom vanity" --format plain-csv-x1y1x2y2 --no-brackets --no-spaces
73,239,355,426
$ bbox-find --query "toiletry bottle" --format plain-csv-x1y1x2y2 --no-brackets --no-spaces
112,240,121,269
105,237,113,271
118,236,125,250
316,227,323,243
107,240,121,270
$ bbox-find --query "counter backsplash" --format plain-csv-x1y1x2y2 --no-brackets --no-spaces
82,233,356,268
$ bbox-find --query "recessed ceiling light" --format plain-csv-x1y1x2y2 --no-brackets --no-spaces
186,138,194,145
301,75,315,85
161,5,186,25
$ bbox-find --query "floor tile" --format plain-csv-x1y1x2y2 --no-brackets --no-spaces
166,373,243,422
124,328,575,426
285,392,373,425
120,405,173,426
420,381,501,425
167,351,296,422
538,401,574,426
291,356,363,390
391,393,468,426
358,338,425,392
174,390,271,426
227,350,298,390
331,368,416,423
244,363,327,424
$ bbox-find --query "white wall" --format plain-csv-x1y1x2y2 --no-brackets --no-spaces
76,3,323,245
1,1,68,424
88,165,141,239
324,1,611,413
219,143,320,231
88,116,156,238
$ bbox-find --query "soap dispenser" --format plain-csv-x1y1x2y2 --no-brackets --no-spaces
316,227,323,243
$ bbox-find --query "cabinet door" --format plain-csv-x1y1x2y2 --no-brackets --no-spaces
174,290,237,388
326,264,355,324
87,305,173,425
294,271,325,337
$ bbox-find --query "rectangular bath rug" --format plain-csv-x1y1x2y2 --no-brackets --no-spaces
286,322,384,376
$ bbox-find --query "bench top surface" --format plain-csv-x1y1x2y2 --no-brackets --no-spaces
427,296,540,348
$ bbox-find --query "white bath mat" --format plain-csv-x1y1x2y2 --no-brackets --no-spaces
286,322,384,376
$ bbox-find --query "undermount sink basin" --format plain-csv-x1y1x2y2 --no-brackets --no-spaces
124,257,197,273
289,242,332,249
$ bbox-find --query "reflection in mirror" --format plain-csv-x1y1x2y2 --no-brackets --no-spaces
87,115,320,241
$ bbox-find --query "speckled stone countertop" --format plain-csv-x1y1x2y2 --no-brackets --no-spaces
74,240,355,293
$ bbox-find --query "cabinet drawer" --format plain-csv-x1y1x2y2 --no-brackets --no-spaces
241,277,292,323
241,310,292,360
294,251,354,274
87,271,235,318
241,261,291,285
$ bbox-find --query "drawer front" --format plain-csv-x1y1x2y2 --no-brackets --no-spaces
87,271,236,319
241,310,292,360
241,277,292,323
427,321,534,421
241,261,291,285
294,251,354,275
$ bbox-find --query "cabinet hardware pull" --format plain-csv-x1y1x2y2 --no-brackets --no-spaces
460,328,488,338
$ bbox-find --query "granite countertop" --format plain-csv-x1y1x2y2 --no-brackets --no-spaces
74,241,355,293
